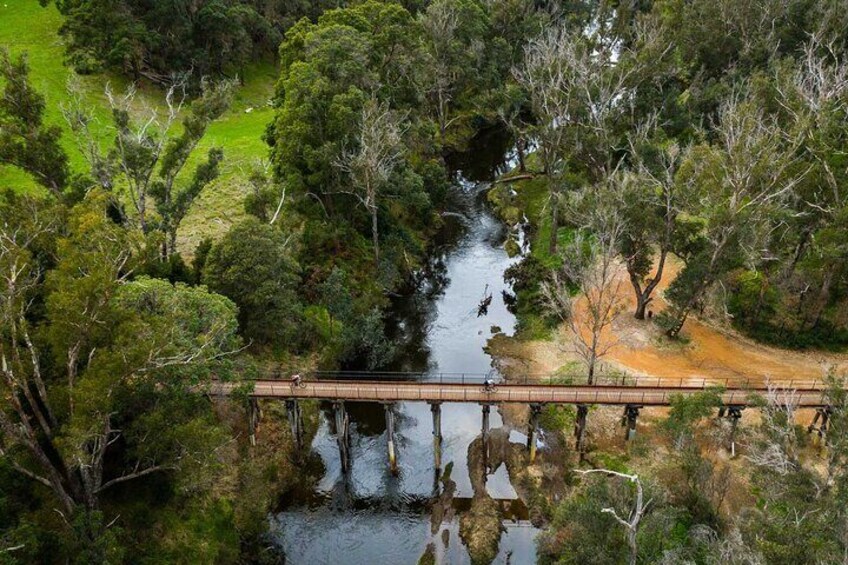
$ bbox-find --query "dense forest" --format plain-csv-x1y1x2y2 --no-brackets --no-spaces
2,0,848,563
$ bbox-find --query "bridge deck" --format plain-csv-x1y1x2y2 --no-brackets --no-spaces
209,380,830,407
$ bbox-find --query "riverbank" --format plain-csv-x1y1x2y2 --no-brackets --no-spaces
486,167,848,387
488,253,848,386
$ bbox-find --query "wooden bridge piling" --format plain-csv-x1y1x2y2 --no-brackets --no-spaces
574,404,588,454
385,403,398,475
333,401,350,474
622,405,642,441
808,406,832,438
482,404,491,466
286,400,303,448
430,402,442,470
248,399,260,447
722,406,744,457
528,403,542,464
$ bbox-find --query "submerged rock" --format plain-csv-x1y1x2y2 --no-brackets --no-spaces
459,494,504,564
418,543,436,565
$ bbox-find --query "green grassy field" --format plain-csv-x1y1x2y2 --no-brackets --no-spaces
0,1,276,254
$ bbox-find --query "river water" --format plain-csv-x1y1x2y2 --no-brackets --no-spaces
272,132,541,564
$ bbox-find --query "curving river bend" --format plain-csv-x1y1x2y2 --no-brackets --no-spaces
271,132,540,564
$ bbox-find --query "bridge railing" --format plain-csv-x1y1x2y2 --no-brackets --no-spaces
248,370,826,391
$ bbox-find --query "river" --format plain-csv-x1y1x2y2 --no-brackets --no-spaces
271,131,541,564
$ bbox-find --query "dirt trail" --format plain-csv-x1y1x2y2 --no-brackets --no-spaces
497,257,848,385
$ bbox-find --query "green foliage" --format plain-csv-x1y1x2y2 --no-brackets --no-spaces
87,77,236,256
203,217,305,348
1,1,278,258
1,191,244,561
662,390,724,442
731,376,848,563
67,511,125,565
191,237,213,283
343,307,397,370
270,2,429,286
50,0,335,81
539,404,575,439
661,392,726,528
537,478,628,564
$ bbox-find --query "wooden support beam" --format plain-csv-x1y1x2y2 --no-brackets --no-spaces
385,404,398,476
286,399,303,449
808,406,833,439
722,405,744,457
334,401,350,474
574,404,588,455
622,405,642,441
430,402,442,470
248,399,259,447
481,404,491,467
528,403,542,464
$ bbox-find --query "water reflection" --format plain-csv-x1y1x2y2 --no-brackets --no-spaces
272,129,540,563
272,509,537,565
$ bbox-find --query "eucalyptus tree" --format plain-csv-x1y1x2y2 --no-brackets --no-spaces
0,192,240,553
243,163,288,226
772,33,848,331
513,24,578,254
50,0,292,82
335,98,406,266
271,1,419,213
67,78,234,257
202,218,303,347
620,128,693,320
574,469,651,565
270,1,434,293
417,0,493,143
662,91,807,338
739,379,848,562
514,18,656,253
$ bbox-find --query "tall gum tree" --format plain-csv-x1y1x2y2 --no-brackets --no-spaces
620,129,692,320
514,17,662,253
663,91,807,337
0,50,69,197
65,78,234,256
0,192,240,552
335,98,405,267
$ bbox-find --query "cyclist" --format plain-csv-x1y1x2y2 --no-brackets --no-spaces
290,373,303,388
483,377,496,393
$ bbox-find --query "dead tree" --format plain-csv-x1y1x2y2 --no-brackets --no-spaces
514,19,664,254
575,469,651,565
745,384,803,476
336,98,405,267
542,181,627,457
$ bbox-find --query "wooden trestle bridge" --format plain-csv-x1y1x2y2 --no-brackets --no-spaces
207,371,835,474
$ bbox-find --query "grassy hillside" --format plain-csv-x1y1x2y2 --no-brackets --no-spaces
0,1,276,254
